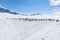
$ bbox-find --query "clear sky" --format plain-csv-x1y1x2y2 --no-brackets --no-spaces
0,0,60,14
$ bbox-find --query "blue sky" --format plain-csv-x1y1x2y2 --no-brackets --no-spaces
0,0,60,14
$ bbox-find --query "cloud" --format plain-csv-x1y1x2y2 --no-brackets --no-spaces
49,0,60,15
0,4,6,9
49,0,60,6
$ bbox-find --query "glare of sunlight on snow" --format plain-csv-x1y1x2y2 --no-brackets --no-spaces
54,11,60,15
0,12,60,40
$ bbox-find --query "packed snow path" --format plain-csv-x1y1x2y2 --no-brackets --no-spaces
0,18,60,40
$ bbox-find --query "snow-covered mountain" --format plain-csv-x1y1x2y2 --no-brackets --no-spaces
0,8,42,16
0,8,18,15
0,8,60,40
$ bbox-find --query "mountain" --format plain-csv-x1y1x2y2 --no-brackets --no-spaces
0,8,42,16
0,8,18,15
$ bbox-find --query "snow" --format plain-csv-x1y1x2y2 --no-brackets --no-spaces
0,13,60,40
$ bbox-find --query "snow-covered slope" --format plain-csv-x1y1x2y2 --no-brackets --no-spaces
0,13,60,40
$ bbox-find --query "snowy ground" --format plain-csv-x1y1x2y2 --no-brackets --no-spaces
0,13,60,40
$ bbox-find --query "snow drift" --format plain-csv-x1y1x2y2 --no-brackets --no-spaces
0,12,60,40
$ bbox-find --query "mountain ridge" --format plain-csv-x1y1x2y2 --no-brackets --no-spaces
0,7,42,16
0,8,18,15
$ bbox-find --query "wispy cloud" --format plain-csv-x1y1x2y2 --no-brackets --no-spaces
49,0,60,15
49,0,60,6
0,4,6,9
0,4,2,7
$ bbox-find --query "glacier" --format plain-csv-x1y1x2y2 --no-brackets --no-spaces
0,13,60,40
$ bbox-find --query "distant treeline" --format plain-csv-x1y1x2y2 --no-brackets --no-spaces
5,18,59,22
